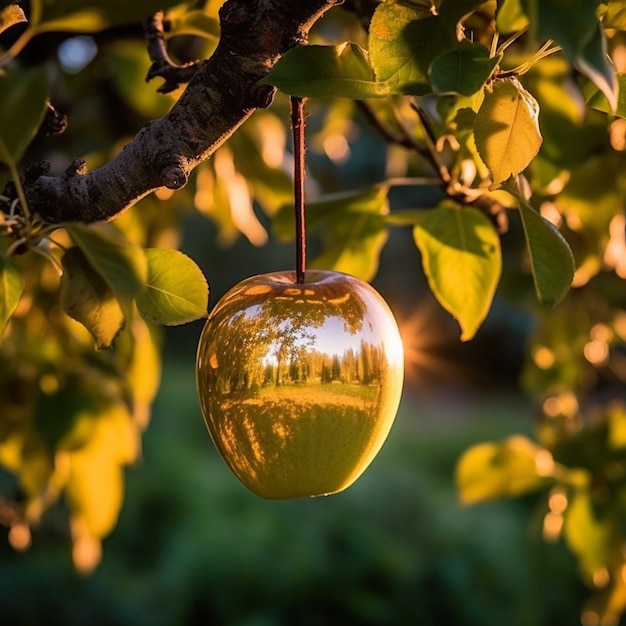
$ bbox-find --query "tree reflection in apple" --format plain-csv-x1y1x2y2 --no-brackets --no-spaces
196,270,404,499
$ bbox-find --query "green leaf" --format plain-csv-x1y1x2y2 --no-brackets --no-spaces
65,223,147,309
275,186,390,281
474,77,542,186
0,4,26,35
574,23,618,112
312,216,388,282
523,0,600,58
503,178,574,306
430,42,501,96
496,0,528,33
60,247,125,349
438,0,490,26
167,10,220,39
519,204,573,306
34,374,108,451
584,72,626,118
0,423,53,500
456,435,552,504
105,41,176,119
412,203,501,341
263,43,387,99
0,66,51,165
555,155,622,236
368,3,454,95
0,250,23,334
135,249,209,326
522,0,617,109
274,185,388,240
31,0,182,33
531,66,607,169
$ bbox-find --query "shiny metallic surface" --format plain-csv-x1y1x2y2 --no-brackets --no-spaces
196,270,404,499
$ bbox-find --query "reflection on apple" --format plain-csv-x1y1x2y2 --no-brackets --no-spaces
196,270,404,499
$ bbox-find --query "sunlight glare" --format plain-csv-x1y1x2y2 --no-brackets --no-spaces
535,449,555,476
533,345,556,369
584,340,609,366
8,522,31,551
155,187,175,201
592,568,610,589
323,133,351,164
581,610,600,626
395,302,459,391
213,149,267,246
72,532,102,574
257,115,286,168
605,214,626,278
543,391,579,419
542,511,563,541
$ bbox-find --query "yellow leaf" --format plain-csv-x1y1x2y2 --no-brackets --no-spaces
0,5,27,36
563,487,612,579
60,247,125,349
456,435,552,504
65,403,138,538
67,444,124,539
413,204,501,341
126,316,162,430
0,425,53,501
474,78,542,186
608,403,626,449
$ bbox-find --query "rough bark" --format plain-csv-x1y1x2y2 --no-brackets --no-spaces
23,0,343,224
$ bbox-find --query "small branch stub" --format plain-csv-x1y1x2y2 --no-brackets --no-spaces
162,164,188,190
290,96,307,284
144,10,200,93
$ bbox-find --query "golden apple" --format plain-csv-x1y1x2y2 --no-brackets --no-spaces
196,270,404,499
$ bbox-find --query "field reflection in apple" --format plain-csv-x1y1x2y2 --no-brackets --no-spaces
196,270,404,499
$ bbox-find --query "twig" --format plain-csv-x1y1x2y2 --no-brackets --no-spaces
290,96,307,284
357,99,450,186
144,10,200,94
496,39,561,79
409,101,452,184
356,100,416,149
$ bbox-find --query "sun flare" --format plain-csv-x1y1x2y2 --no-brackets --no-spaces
396,301,462,391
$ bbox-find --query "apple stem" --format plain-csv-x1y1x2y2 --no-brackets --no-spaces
290,96,307,284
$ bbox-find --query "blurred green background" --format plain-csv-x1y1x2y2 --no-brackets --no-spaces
0,359,587,626
0,214,589,626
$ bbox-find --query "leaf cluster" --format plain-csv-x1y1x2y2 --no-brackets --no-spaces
0,1,217,567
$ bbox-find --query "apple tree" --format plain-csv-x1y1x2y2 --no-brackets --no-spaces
1,0,625,620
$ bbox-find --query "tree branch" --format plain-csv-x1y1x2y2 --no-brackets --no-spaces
22,0,343,225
